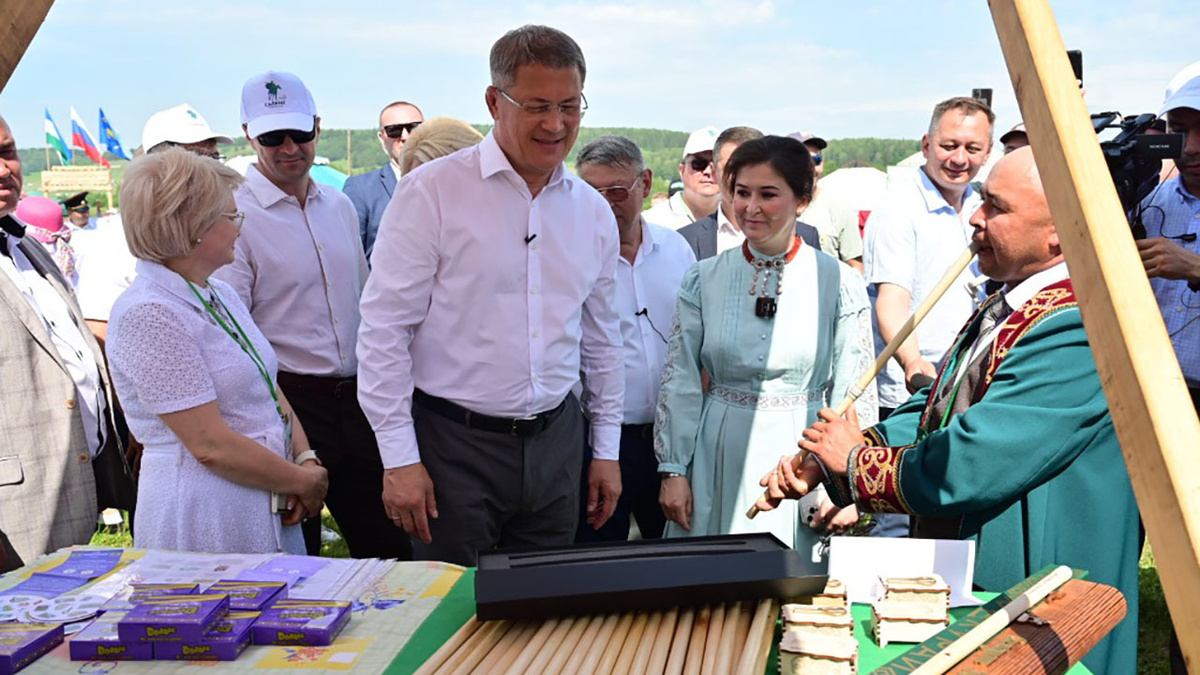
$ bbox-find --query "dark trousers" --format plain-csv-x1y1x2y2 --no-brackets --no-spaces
575,423,665,542
411,393,585,566
278,372,412,561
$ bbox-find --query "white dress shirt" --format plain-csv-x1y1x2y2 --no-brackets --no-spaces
715,204,745,255
357,132,625,469
70,214,138,321
1,233,107,456
612,220,695,424
213,164,369,378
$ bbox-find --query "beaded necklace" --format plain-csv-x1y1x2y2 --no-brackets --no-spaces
743,237,802,319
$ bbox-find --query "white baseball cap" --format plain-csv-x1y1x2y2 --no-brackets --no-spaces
1161,61,1200,116
141,104,233,152
682,125,718,159
240,70,317,138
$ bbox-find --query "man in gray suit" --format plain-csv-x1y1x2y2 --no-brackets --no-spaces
0,115,132,570
679,126,820,260
344,101,424,260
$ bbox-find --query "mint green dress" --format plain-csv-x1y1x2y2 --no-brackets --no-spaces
654,244,871,552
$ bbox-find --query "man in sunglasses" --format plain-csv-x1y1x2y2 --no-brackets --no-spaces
343,101,424,260
214,71,410,562
574,135,695,543
643,126,720,231
358,25,624,566
790,131,863,273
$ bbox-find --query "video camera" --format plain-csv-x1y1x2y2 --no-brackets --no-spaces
1091,112,1184,237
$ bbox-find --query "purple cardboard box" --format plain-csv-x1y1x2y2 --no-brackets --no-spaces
251,600,350,646
103,583,200,613
0,623,64,675
116,594,229,643
207,581,286,611
69,613,154,661
152,611,259,661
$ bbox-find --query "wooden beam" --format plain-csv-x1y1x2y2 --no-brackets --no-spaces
0,0,54,93
989,0,1200,666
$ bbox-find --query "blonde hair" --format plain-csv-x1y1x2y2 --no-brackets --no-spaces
399,117,484,176
120,147,244,262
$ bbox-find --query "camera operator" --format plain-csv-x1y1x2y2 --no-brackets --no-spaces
1136,63,1200,412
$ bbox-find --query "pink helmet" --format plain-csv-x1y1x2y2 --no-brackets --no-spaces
15,196,66,244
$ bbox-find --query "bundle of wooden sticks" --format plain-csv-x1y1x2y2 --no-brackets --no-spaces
415,599,779,675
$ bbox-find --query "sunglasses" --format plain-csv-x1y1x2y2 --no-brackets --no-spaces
594,175,643,203
383,122,422,138
687,156,712,173
810,153,823,165
256,128,317,148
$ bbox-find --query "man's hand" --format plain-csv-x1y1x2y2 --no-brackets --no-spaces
1138,238,1200,281
659,475,692,531
809,497,860,534
586,459,622,530
756,454,824,513
383,464,438,545
903,358,938,393
799,406,865,476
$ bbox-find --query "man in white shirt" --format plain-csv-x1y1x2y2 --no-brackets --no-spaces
358,25,625,565
214,71,408,560
0,116,132,569
864,96,994,417
643,126,720,230
574,135,695,541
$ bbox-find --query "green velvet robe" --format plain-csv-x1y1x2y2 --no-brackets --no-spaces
827,279,1139,675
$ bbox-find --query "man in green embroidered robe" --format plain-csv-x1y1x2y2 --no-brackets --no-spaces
756,147,1139,675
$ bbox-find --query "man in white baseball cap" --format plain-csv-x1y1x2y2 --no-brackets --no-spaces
643,125,719,230
140,103,233,158
214,71,406,561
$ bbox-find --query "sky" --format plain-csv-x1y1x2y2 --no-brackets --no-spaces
1,0,1196,150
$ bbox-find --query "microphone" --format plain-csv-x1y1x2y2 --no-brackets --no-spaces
635,308,648,317
525,233,537,245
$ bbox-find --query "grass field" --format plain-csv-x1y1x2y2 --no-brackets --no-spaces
90,517,1172,671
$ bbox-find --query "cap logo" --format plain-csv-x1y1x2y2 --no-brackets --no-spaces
187,110,198,119
264,80,287,108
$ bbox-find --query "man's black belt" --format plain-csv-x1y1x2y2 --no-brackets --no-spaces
277,371,358,398
413,389,568,437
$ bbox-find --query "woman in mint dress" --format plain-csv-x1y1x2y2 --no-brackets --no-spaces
655,135,873,556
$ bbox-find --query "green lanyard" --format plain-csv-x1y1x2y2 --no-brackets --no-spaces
187,280,284,420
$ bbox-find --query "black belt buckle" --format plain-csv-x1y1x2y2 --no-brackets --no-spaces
511,415,539,437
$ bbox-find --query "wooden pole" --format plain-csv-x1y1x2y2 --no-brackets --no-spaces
681,606,711,675
628,609,664,673
578,613,621,674
588,612,634,675
989,0,1200,664
733,600,777,675
522,616,575,675
608,611,650,675
664,607,695,675
647,606,679,674
0,0,54,93
445,620,509,675
486,621,537,674
543,614,592,675
700,603,727,675
345,128,353,175
713,602,743,674
413,616,480,675
501,618,559,675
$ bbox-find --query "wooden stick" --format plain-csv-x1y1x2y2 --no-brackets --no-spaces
544,615,593,675
747,242,981,518
700,604,727,675
647,607,679,675
501,618,559,675
590,612,636,675
664,607,695,675
628,610,664,674
522,616,576,675
578,613,622,674
989,1,1200,665
734,600,777,675
413,615,481,675
446,621,511,675
713,602,744,674
564,614,608,673
607,611,651,675
729,601,753,669
910,566,1073,675
681,606,711,675
485,622,537,675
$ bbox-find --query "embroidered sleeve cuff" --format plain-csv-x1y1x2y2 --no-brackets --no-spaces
848,444,913,515
376,425,421,470
863,426,885,448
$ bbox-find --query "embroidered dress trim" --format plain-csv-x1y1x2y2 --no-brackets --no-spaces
707,383,829,410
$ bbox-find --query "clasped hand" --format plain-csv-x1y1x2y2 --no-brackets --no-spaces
754,406,864,514
282,459,328,526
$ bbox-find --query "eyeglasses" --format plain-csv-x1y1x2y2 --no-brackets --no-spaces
495,88,588,119
686,156,712,173
810,153,823,165
224,211,245,232
383,122,422,138
594,175,643,203
256,127,317,148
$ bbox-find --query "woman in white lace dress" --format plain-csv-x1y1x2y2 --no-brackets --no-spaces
106,148,327,553
655,136,875,557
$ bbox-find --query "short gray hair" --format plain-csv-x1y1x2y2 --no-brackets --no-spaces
576,135,644,174
490,25,586,90
928,96,996,139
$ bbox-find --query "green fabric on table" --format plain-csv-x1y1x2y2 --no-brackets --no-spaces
384,568,477,675
385,576,1093,674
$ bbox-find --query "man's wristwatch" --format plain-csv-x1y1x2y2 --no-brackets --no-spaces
294,450,321,466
